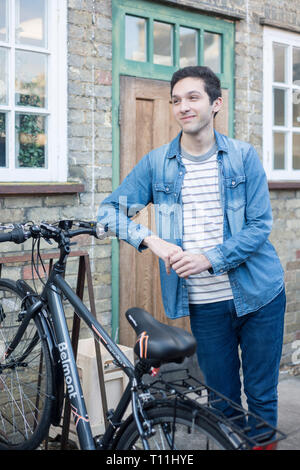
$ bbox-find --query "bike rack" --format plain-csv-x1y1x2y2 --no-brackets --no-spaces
148,367,287,449
0,250,109,450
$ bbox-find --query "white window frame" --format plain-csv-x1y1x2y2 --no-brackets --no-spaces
0,0,67,182
263,27,300,181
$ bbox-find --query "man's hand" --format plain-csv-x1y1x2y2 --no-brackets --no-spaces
169,251,212,278
142,235,183,274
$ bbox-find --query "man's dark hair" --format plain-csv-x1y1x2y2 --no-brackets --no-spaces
170,66,222,104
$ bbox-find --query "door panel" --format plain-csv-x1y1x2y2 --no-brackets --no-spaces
119,75,228,346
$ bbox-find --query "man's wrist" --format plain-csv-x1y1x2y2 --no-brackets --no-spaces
142,235,159,247
199,254,212,270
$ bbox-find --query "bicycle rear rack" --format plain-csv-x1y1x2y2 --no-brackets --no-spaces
146,368,287,450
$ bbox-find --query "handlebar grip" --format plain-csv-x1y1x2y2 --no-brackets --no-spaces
0,231,13,242
0,225,28,244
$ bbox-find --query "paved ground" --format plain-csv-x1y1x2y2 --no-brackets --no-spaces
276,374,300,450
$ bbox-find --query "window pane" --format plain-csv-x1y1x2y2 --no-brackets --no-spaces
180,27,197,68
0,47,8,105
273,88,286,126
204,32,221,73
273,44,287,83
15,50,47,108
0,0,8,42
293,99,300,127
16,114,47,168
125,15,146,62
273,132,286,169
293,133,300,169
293,47,300,83
0,113,6,167
15,0,47,48
153,21,173,66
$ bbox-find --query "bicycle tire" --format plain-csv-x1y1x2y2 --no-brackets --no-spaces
0,278,54,450
114,400,236,450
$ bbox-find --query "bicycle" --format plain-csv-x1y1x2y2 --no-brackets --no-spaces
0,220,286,450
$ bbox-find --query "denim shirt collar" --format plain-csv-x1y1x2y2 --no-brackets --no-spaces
166,129,228,160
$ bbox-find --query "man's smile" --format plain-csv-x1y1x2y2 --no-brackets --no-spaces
180,114,196,121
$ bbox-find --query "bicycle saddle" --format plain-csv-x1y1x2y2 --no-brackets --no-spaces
125,307,196,365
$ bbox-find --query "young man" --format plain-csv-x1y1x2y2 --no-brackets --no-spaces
98,66,285,439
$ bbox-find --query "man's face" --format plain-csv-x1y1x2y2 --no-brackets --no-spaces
171,77,221,135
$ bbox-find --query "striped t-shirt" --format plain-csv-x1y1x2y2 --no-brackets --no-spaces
181,143,233,304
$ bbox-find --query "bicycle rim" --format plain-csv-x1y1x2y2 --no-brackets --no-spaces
0,279,53,450
115,402,236,450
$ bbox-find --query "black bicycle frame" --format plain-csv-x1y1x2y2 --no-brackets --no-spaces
40,268,136,450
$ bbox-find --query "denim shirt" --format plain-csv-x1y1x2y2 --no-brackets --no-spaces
98,130,284,319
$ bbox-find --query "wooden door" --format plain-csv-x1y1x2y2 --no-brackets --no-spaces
118,76,229,346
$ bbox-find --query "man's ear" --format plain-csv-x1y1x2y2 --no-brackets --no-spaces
213,96,223,114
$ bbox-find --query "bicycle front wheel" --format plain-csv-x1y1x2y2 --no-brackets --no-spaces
115,401,236,450
0,279,54,450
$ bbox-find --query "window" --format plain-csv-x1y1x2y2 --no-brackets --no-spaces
0,0,67,182
179,27,197,68
153,21,173,66
124,14,223,74
125,15,147,62
263,27,300,180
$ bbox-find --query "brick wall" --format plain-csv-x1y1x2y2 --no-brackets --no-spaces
66,0,113,332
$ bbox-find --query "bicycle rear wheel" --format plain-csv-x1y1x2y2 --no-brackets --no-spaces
115,400,237,450
0,279,54,450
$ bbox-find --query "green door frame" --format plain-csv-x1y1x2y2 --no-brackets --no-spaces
111,0,235,341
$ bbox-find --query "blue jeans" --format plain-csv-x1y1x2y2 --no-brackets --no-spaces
189,288,286,438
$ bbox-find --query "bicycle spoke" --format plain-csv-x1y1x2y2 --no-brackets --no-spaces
0,373,34,438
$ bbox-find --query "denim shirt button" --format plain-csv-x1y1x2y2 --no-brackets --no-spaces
232,180,236,186
165,187,169,191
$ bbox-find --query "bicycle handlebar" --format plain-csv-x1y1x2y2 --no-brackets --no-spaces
0,220,108,245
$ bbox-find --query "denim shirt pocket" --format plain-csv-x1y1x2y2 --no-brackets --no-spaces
153,182,175,202
224,176,246,211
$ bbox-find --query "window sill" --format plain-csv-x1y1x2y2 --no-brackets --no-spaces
0,183,85,196
268,181,300,190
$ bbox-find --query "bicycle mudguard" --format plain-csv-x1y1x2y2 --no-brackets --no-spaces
16,280,65,426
